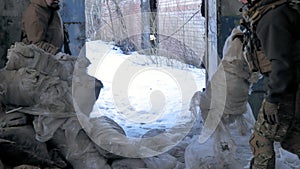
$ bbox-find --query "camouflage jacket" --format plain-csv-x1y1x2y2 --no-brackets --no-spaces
242,0,300,103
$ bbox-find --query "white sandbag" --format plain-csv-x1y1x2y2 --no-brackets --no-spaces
0,42,113,169
46,117,112,169
221,28,251,80
111,159,146,169
199,27,257,118
185,134,243,169
185,27,257,169
6,42,75,85
143,153,178,169
185,135,218,169
0,68,73,113
72,51,100,115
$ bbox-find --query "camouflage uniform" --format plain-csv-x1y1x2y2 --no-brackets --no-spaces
241,0,300,168
249,96,300,168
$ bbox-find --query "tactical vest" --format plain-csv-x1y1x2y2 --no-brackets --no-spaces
240,0,300,74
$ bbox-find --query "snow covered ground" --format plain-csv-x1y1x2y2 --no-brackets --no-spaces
81,40,300,169
86,40,206,137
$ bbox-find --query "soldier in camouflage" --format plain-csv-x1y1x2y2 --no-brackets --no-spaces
239,0,300,168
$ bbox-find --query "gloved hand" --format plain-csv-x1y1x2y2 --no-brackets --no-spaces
55,52,75,61
262,99,279,125
0,112,29,128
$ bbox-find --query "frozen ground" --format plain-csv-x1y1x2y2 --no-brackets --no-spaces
86,40,205,137
83,40,300,169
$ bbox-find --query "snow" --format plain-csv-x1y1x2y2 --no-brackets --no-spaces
86,40,205,137
82,40,300,169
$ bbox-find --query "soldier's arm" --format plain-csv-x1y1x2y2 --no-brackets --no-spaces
256,5,298,103
23,9,60,55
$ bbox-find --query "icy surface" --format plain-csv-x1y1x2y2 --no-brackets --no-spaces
86,40,206,137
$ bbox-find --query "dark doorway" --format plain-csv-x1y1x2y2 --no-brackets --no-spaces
150,0,157,48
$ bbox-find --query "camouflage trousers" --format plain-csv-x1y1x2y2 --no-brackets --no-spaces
249,85,300,169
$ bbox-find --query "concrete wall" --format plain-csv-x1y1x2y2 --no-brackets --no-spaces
0,0,30,68
61,0,85,56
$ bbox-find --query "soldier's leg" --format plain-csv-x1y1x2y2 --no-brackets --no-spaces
249,107,276,169
249,100,294,169
283,44,300,158
281,121,300,158
249,131,275,169
281,89,300,159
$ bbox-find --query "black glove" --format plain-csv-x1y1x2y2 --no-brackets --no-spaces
262,99,279,125
0,112,29,127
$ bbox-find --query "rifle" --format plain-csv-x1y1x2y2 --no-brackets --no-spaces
63,24,72,55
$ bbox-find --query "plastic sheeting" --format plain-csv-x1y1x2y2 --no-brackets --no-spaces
185,104,255,169
185,27,258,168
